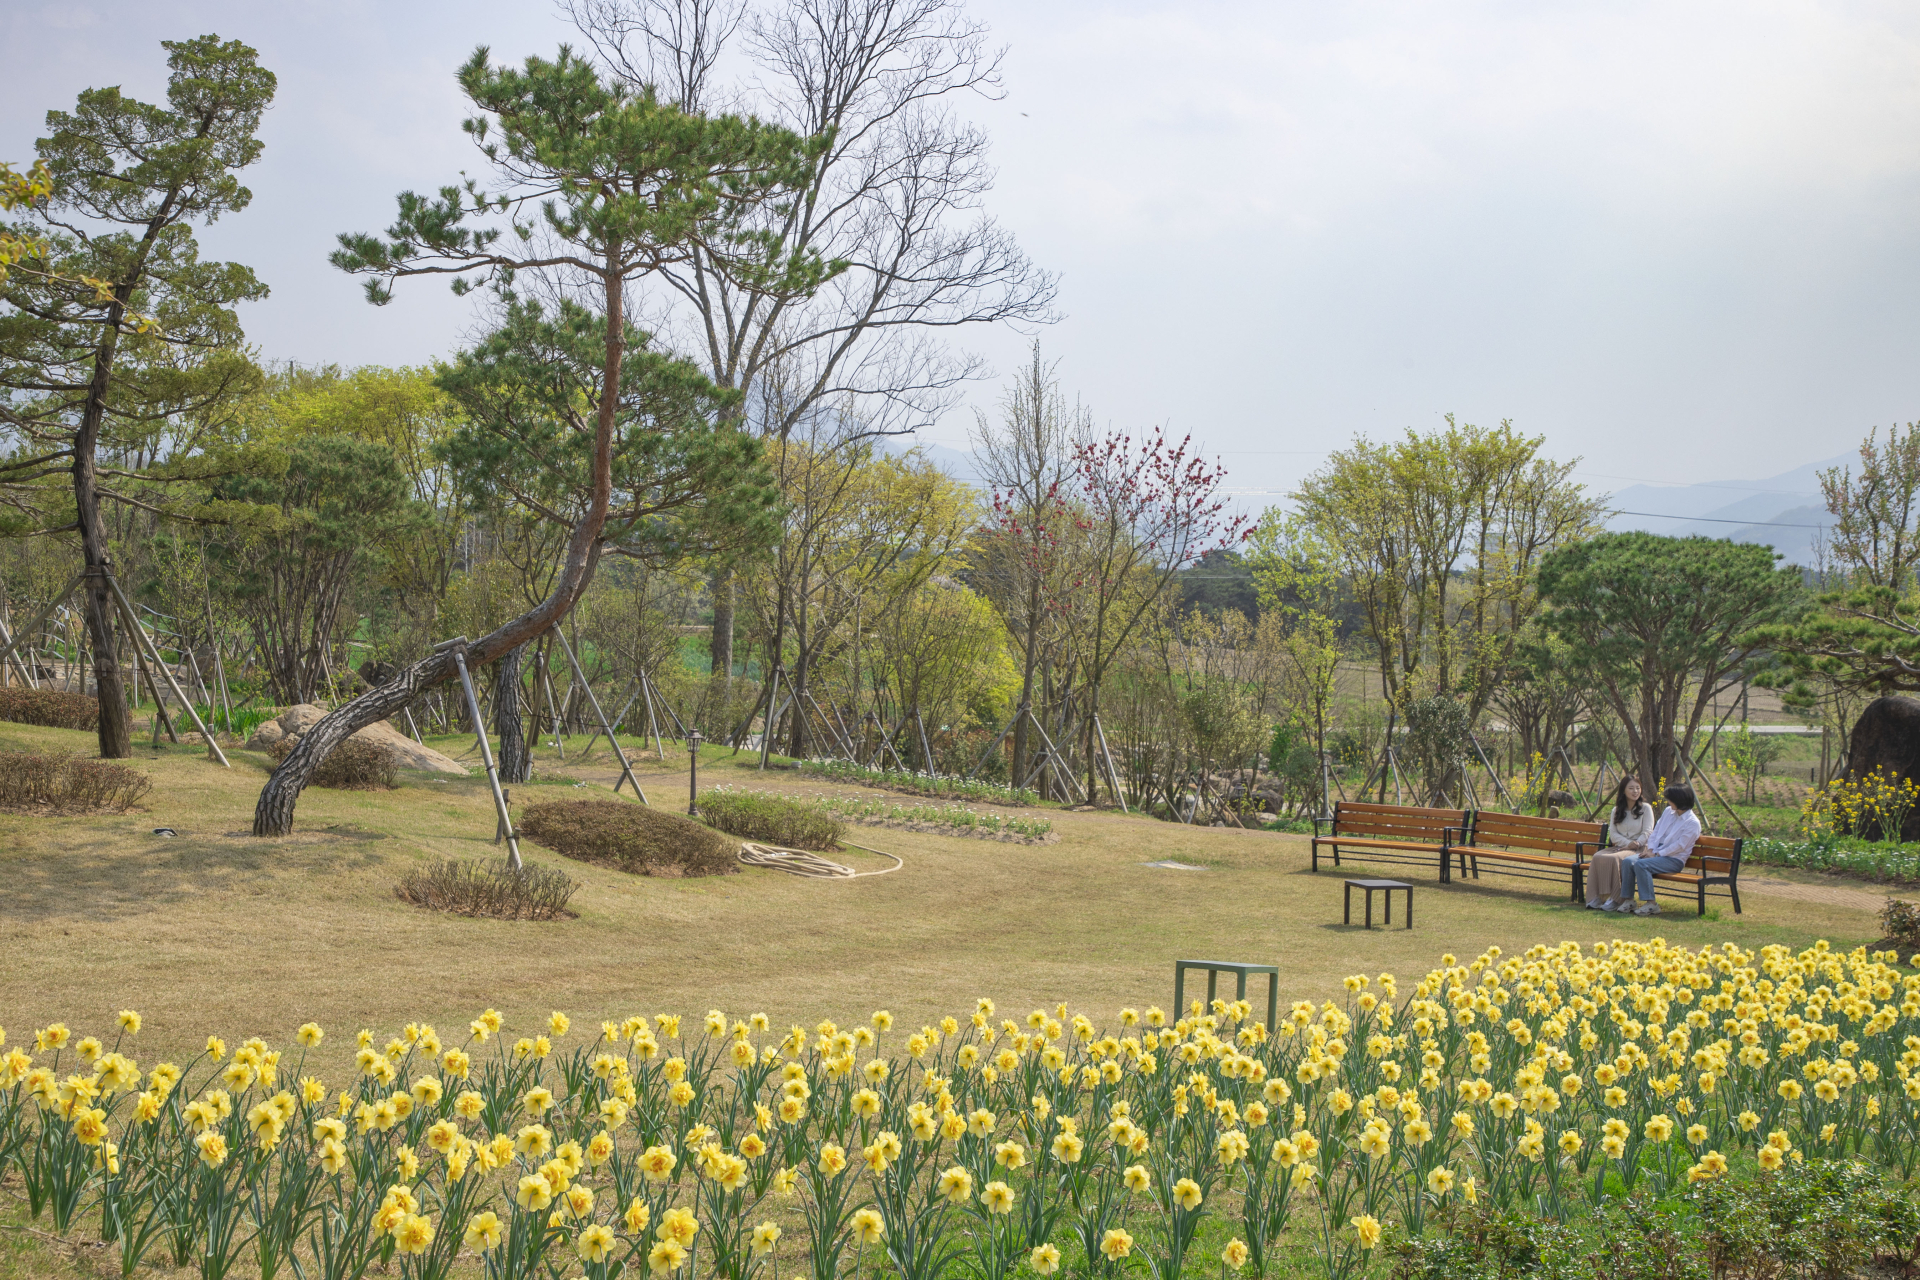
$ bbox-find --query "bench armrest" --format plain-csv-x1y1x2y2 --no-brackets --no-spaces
1442,825,1469,846
1312,814,1334,838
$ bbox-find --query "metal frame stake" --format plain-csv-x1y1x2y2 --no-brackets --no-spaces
452,647,522,870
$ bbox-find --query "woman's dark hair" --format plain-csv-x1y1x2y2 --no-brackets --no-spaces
1663,782,1698,812
1612,774,1646,824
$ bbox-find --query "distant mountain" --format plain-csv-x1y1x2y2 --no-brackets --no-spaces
1604,452,1847,568
875,436,984,488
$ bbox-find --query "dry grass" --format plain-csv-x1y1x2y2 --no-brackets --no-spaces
0,720,1889,1085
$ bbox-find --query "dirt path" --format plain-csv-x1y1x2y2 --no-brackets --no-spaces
1739,872,1902,912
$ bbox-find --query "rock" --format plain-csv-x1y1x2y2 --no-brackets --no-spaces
245,703,467,775
1844,696,1920,840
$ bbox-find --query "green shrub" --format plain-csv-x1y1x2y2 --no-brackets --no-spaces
394,858,579,921
519,799,738,877
0,687,99,731
697,788,845,851
1882,899,1920,954
266,735,398,790
0,749,151,812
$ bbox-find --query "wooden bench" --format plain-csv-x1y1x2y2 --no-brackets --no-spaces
1647,834,1744,915
1312,802,1466,882
1444,811,1605,902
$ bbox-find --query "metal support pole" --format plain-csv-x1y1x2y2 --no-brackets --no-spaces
687,730,702,816
102,569,228,766
551,626,644,802
448,644,522,869
1093,713,1128,813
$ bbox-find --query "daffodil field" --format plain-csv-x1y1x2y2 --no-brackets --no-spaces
4,938,1919,1280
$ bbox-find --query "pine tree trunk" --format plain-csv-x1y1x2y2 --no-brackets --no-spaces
496,643,529,783
709,569,734,681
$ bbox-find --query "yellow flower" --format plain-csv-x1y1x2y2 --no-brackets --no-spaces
1222,1239,1250,1270
578,1224,615,1264
750,1222,782,1254
1559,1132,1582,1156
117,1011,141,1035
1758,1145,1784,1171
623,1198,651,1235
1428,1166,1455,1194
817,1144,847,1176
195,1131,228,1169
397,1215,434,1255
464,1211,504,1253
1352,1215,1383,1250
515,1175,554,1212
1172,1177,1203,1211
938,1166,973,1203
661,1207,698,1247
1100,1229,1134,1261
981,1180,1015,1215
648,1241,689,1274
515,1125,554,1158
1050,1132,1083,1163
1031,1244,1062,1275
851,1208,885,1246
995,1141,1026,1169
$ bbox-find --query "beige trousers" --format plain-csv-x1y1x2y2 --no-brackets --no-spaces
1586,848,1637,904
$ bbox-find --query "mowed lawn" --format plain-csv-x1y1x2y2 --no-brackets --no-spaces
0,719,1889,1078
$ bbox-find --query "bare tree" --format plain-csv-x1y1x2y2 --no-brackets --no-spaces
567,0,1058,678
969,342,1079,781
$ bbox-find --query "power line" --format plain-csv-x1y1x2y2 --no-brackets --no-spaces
1612,509,1830,530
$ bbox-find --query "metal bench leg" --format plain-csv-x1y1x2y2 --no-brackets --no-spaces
1729,882,1741,915
1266,973,1277,1033
1174,963,1185,1021
1405,887,1412,930
1344,882,1351,925
1207,969,1218,1010
1384,890,1391,927
1366,889,1374,929
1235,970,1248,1004
1698,881,1706,916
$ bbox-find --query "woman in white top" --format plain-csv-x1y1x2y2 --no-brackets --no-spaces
1585,775,1656,908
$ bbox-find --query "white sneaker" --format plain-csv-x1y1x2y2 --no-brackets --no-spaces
1604,899,1631,912
1633,902,1661,916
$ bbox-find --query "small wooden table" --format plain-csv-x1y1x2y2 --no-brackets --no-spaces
1344,878,1413,929
1173,960,1279,1030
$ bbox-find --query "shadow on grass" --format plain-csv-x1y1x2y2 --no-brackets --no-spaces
0,823,390,924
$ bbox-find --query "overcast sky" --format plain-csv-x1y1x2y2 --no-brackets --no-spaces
8,0,1917,505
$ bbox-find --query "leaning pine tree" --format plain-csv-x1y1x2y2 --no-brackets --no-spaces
253,45,829,836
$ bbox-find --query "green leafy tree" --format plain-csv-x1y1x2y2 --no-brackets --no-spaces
0,36,274,757
254,44,826,836
1537,532,1805,789
205,436,422,704
1749,424,1920,701
1723,723,1786,805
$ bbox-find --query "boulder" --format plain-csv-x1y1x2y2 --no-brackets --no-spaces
245,703,467,775
1844,696,1920,840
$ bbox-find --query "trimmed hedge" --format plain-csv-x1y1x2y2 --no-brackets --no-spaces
0,749,151,812
394,858,578,920
266,736,398,790
697,788,845,852
0,687,99,731
519,799,738,877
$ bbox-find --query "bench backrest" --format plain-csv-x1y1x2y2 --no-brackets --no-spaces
1683,834,1742,878
1331,801,1466,843
1465,810,1604,857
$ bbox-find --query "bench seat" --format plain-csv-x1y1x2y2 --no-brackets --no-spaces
1312,802,1466,881
1446,811,1604,902
1646,834,1743,915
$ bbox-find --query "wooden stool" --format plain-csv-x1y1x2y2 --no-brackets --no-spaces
1344,878,1413,929
1173,960,1280,1030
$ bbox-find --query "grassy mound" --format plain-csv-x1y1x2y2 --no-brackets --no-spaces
519,799,738,877
0,749,151,813
0,688,99,731
698,788,845,852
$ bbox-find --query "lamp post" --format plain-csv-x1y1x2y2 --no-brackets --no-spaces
687,730,702,816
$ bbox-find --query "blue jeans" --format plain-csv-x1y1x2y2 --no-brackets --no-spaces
1631,854,1686,902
